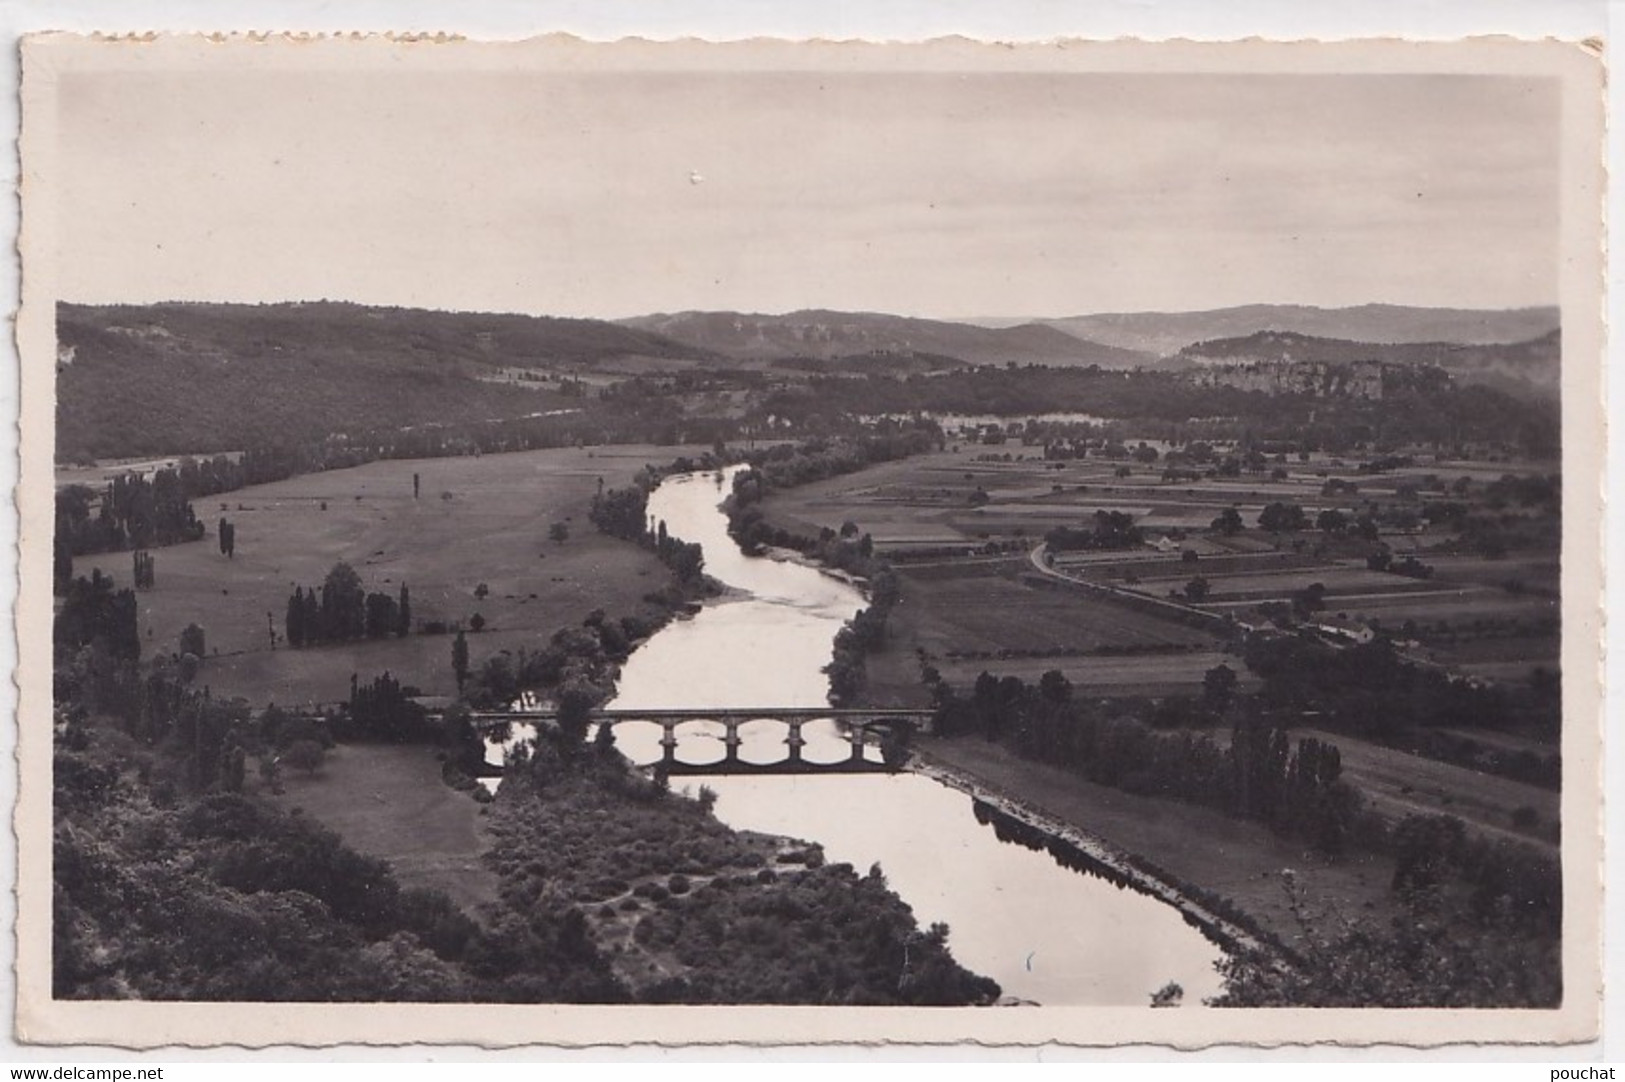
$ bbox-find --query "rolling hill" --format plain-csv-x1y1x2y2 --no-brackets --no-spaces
981,304,1561,358
620,309,1153,369
55,301,710,460
58,298,1563,462
1175,329,1562,398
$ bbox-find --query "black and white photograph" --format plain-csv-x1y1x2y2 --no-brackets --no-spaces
14,32,1606,1048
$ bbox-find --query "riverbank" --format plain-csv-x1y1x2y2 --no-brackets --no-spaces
485,742,1003,1005
906,752,1272,962
86,445,708,706
597,464,1231,1003
909,735,1402,960
758,544,871,590
277,462,1005,1004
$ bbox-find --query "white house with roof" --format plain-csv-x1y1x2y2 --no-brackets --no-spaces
1311,615,1375,645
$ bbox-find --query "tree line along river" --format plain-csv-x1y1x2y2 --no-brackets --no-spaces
492,466,1226,1006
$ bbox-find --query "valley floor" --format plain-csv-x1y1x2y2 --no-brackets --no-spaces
275,742,501,915
910,734,1401,954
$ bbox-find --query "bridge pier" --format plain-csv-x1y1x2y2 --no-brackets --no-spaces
467,707,931,774
849,725,867,763
785,717,805,763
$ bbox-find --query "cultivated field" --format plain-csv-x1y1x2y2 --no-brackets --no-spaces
1421,555,1560,596
72,444,705,705
753,444,1561,705
897,571,1214,657
927,651,1256,696
861,564,1239,702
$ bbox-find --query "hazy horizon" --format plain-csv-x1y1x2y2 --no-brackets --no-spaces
58,67,1560,320
54,296,1563,325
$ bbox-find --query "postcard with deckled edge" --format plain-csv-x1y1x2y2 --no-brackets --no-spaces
14,33,1606,1049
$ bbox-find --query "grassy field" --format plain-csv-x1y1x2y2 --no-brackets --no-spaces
273,742,501,914
76,444,705,705
1419,555,1561,596
1423,633,1562,663
916,736,1402,952
1297,727,1559,849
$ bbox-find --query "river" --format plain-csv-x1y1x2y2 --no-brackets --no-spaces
497,466,1226,1006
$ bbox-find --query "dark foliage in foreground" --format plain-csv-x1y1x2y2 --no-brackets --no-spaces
489,728,1001,1005
53,549,997,1005
1211,873,1561,1008
55,570,141,663
52,726,624,1002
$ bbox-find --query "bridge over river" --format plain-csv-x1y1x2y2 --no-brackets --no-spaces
467,708,933,776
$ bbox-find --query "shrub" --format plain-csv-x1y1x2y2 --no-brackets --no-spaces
282,739,325,775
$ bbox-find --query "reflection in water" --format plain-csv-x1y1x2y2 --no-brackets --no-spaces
498,466,1226,1004
970,799,1244,958
677,771,1225,1006
601,716,884,768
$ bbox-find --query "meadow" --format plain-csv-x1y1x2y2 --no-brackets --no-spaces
274,742,502,913
67,444,706,706
1294,727,1559,849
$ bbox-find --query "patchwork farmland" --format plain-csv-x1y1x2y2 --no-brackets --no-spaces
751,437,1562,854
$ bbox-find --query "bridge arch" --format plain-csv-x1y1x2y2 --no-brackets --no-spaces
468,707,932,776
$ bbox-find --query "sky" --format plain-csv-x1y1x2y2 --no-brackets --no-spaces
53,64,1561,320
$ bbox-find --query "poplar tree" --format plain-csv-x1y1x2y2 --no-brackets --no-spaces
452,630,469,691
286,586,306,646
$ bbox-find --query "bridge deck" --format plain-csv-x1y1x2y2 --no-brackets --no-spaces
466,707,921,776
468,707,933,722
662,758,895,777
